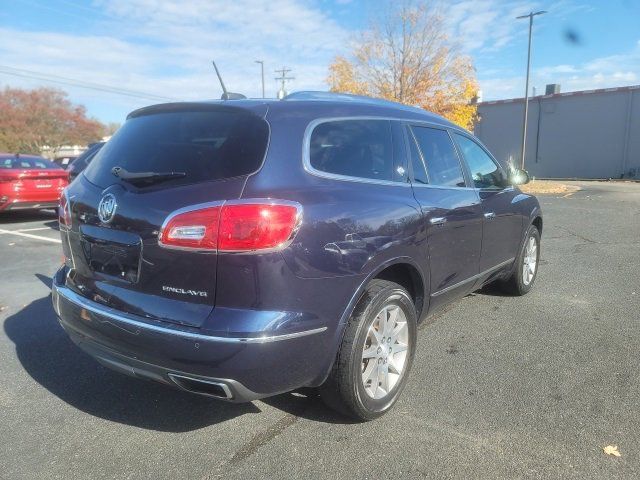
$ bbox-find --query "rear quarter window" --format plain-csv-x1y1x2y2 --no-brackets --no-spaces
309,119,395,182
84,110,269,188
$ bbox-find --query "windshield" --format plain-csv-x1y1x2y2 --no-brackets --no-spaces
83,110,269,188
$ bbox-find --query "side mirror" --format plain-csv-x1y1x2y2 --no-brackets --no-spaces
509,168,530,185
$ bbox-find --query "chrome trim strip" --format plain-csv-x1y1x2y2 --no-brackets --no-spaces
301,116,478,191
431,258,515,297
54,283,327,343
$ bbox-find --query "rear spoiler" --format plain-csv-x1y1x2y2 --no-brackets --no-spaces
127,102,269,120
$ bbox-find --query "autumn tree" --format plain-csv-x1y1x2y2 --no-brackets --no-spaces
327,1,479,130
103,121,121,137
0,87,104,155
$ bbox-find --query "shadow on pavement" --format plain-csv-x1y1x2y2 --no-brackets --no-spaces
4,292,263,432
0,209,57,225
5,276,348,430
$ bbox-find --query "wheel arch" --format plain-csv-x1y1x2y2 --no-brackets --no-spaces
310,257,428,388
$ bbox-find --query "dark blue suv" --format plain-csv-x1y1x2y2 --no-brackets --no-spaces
52,92,541,420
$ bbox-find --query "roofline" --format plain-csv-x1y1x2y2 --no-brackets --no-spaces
479,84,640,106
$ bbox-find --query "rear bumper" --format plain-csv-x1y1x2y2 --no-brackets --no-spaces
0,198,59,211
0,186,63,211
51,267,333,402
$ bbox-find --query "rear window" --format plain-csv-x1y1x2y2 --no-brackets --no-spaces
309,120,395,182
0,157,60,169
83,110,269,188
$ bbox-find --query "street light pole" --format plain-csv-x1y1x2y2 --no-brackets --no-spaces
255,60,265,98
516,10,546,170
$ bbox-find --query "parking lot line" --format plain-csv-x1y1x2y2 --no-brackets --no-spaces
16,227,54,232
0,228,61,244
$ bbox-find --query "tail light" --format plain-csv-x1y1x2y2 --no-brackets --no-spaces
59,190,72,228
159,200,301,252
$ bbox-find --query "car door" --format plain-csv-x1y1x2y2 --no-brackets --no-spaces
451,132,523,274
405,124,483,310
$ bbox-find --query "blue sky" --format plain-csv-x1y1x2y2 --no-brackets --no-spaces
1,0,639,123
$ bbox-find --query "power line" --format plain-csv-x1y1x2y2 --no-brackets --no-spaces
0,65,177,102
274,67,294,99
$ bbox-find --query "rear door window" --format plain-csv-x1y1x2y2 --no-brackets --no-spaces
309,119,395,182
410,126,466,188
84,110,269,188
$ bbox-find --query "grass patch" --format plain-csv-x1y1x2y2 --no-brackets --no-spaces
519,180,580,195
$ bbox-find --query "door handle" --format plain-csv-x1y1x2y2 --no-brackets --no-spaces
430,216,447,226
484,212,496,220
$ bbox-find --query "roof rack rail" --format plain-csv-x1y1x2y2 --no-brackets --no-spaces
282,91,425,112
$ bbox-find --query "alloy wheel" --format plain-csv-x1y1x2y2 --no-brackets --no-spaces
522,236,538,285
361,303,409,399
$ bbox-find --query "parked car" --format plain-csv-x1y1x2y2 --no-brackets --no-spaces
0,153,69,212
52,92,542,420
67,142,105,182
53,156,78,169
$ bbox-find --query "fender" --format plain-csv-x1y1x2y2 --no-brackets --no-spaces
309,255,429,387
506,204,542,277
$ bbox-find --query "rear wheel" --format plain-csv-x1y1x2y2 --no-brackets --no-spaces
502,224,540,295
320,279,417,421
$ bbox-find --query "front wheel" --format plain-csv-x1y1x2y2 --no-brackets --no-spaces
320,279,417,421
502,224,541,295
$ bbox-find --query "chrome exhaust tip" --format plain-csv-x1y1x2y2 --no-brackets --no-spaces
168,373,233,400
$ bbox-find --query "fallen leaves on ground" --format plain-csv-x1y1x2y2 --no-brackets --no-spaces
519,181,580,195
603,445,621,457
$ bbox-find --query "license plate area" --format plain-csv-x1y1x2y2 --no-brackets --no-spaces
79,225,142,283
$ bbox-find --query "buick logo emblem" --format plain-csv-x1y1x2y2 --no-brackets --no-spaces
97,194,117,223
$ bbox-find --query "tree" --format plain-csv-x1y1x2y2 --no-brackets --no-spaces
0,87,104,155
327,1,479,130
103,122,121,137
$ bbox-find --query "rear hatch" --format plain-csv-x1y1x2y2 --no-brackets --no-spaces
0,156,68,201
63,103,269,328
14,169,68,200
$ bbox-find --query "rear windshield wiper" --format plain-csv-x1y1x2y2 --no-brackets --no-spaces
111,166,186,186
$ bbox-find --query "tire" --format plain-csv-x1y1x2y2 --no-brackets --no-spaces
320,279,417,421
501,224,541,295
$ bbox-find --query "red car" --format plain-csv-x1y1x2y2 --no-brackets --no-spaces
0,154,69,212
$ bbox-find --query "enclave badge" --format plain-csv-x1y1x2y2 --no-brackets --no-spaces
98,193,117,223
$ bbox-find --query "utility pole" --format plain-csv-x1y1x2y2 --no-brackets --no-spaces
255,60,265,98
274,66,294,99
516,10,546,170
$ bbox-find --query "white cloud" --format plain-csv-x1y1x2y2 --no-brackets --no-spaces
0,0,348,121
1,0,635,120
479,42,640,100
444,0,541,52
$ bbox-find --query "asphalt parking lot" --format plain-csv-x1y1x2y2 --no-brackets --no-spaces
1,181,639,479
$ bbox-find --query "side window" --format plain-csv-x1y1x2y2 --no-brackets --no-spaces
309,120,395,182
410,126,466,187
453,133,507,189
406,127,428,185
